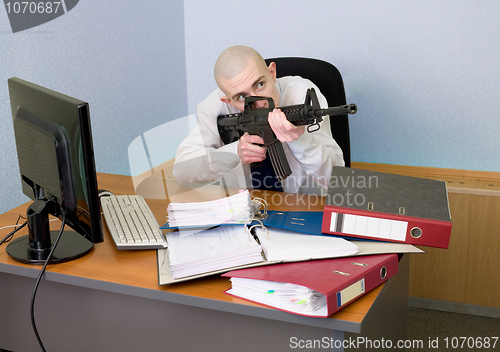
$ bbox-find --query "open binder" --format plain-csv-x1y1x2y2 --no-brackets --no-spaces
157,224,359,285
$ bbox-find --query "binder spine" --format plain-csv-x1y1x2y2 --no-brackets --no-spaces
322,205,452,249
326,254,399,315
336,278,365,308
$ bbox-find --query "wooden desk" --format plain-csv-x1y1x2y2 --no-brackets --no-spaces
0,173,409,352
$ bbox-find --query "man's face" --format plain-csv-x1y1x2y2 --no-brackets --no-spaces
219,60,281,112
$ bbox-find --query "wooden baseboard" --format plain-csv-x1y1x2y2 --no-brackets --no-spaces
351,162,500,196
409,297,500,319
351,161,500,181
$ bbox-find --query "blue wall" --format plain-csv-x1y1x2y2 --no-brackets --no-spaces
0,0,188,213
1,0,500,215
184,0,500,172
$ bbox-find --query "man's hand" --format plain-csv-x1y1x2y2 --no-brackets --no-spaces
237,133,267,164
237,109,304,164
268,108,305,143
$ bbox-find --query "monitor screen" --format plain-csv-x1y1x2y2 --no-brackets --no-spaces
7,77,103,264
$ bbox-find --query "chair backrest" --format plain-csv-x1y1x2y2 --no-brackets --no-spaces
265,57,351,167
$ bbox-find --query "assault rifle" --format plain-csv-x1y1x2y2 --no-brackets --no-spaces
217,88,357,181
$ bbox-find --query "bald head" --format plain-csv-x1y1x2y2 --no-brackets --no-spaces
214,46,267,87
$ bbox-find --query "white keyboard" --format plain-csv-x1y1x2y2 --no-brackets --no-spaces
101,195,168,250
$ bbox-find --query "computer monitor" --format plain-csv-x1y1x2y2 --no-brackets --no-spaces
6,77,103,264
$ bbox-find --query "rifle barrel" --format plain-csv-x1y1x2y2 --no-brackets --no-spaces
313,104,357,118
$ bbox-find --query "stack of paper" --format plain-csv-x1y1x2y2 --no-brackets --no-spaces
166,190,255,228
229,278,328,316
254,227,359,261
165,225,263,279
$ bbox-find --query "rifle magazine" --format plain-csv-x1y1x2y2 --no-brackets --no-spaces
268,143,292,181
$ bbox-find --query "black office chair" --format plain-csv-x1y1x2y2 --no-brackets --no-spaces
265,57,351,167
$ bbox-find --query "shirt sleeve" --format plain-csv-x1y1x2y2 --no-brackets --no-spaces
172,90,242,184
279,78,345,189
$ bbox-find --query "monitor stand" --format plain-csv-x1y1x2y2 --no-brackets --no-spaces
6,199,94,265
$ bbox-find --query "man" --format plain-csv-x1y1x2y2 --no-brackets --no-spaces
173,45,344,194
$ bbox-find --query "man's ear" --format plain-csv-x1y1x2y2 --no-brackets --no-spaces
268,61,277,82
220,95,233,106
